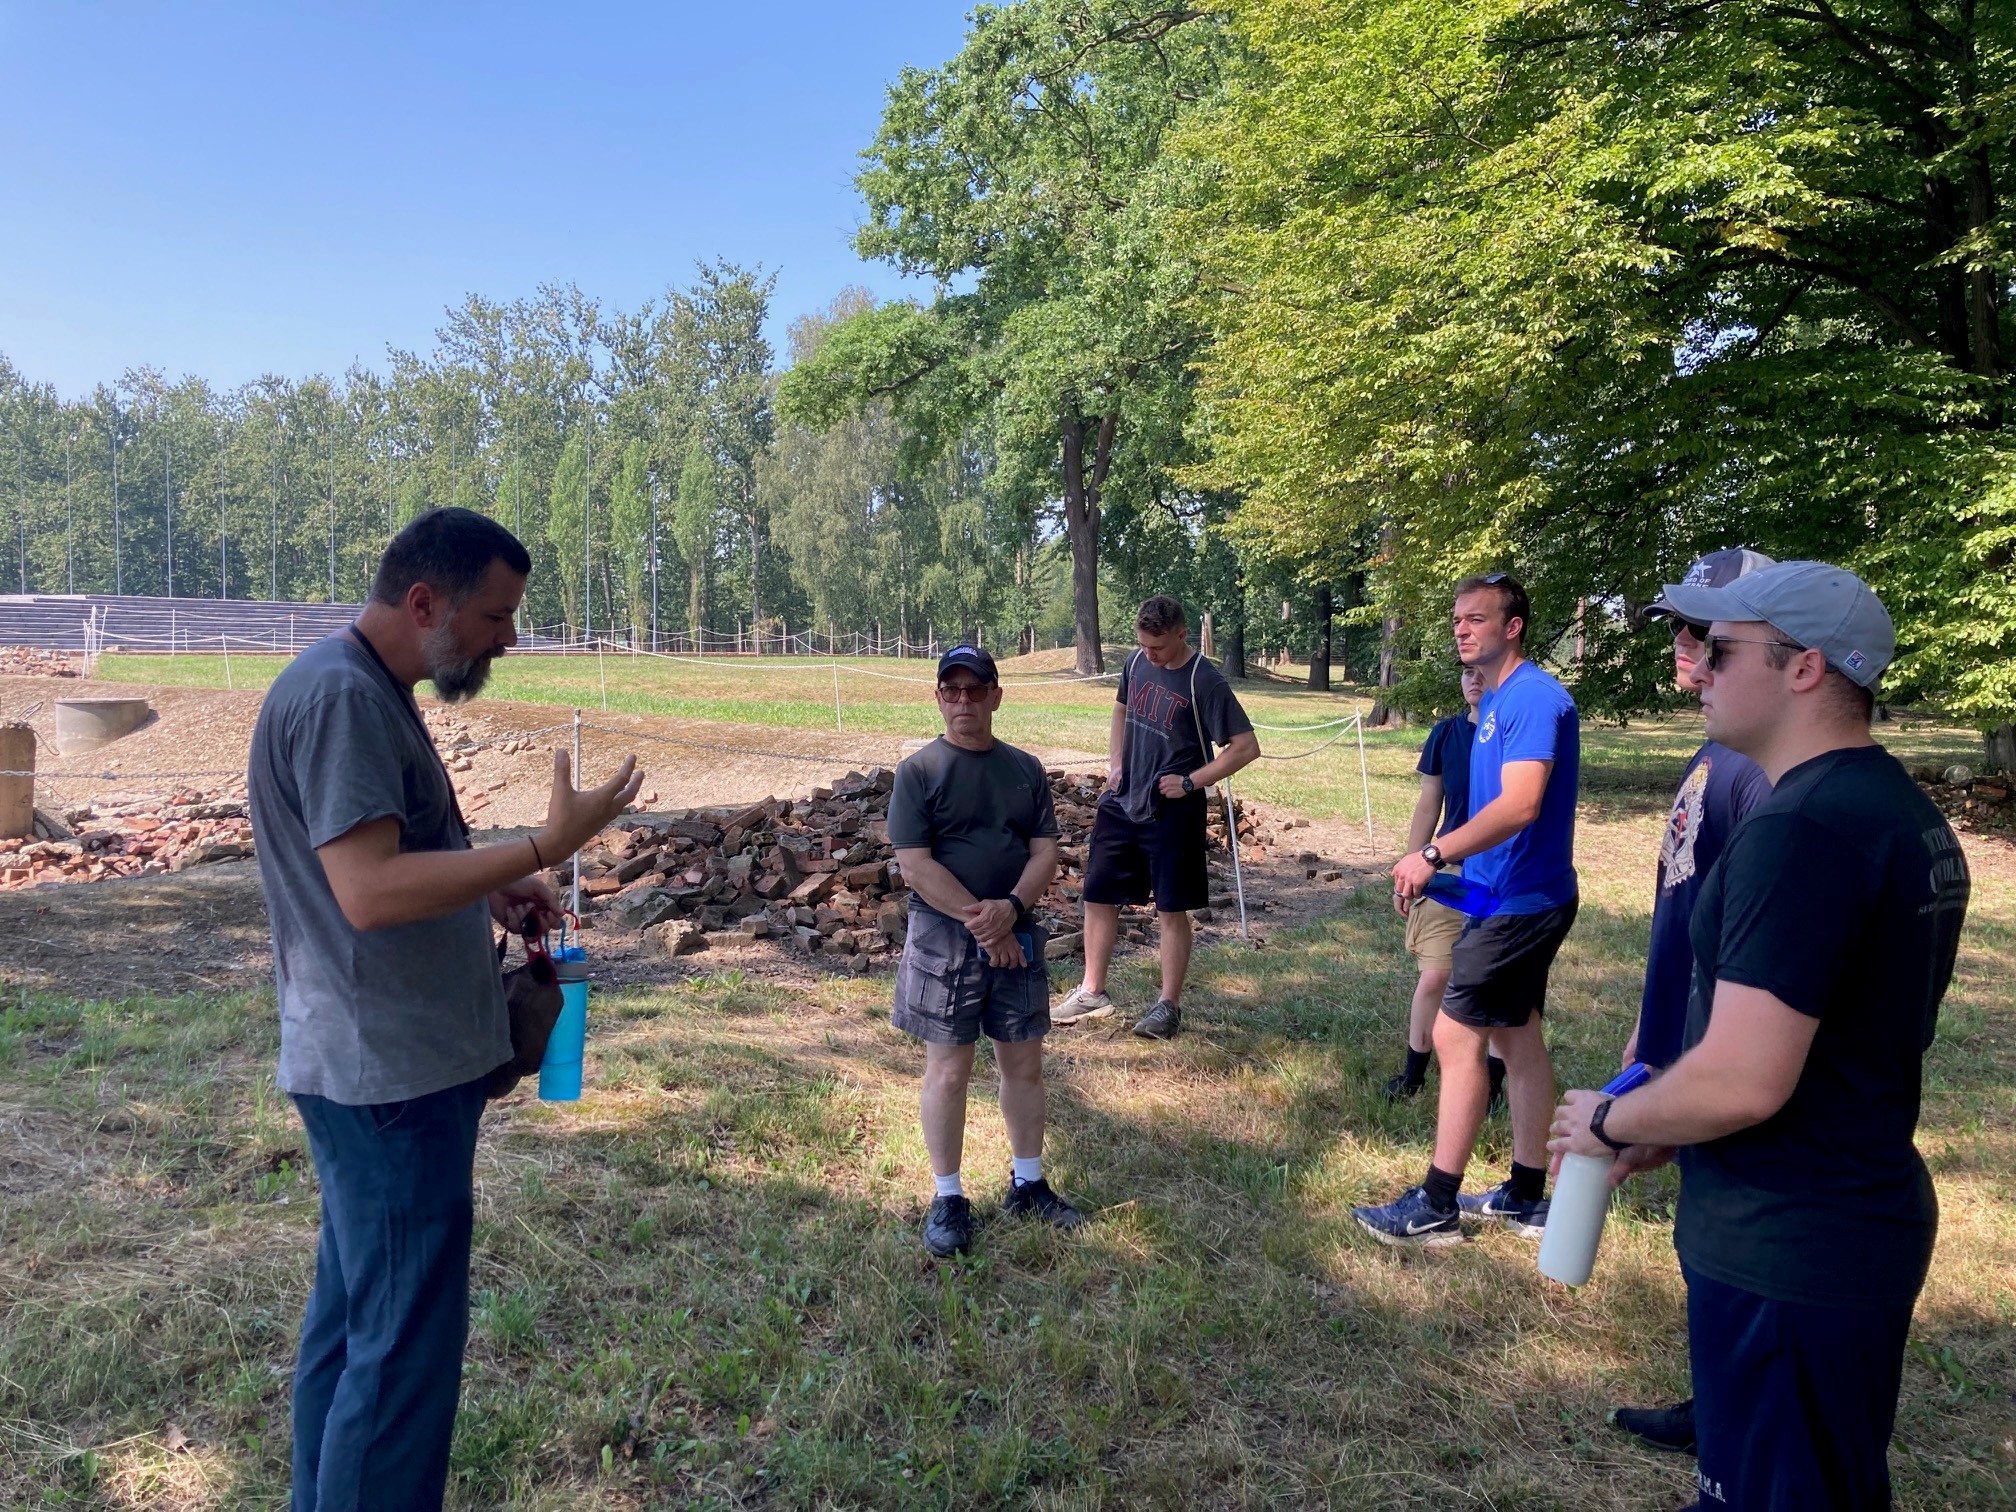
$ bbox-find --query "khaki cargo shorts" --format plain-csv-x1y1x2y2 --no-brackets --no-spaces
1403,895,1466,973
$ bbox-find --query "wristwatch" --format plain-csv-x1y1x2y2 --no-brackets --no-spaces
1008,895,1031,928
1589,1097,1632,1153
1420,842,1447,870
1180,774,1196,795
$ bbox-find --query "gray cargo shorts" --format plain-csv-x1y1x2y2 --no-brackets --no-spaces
891,906,1051,1046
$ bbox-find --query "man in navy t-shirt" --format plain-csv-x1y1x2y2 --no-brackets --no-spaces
1385,664,1485,1100
1551,563,1968,1509
1607,547,1774,1458
1356,573,1581,1246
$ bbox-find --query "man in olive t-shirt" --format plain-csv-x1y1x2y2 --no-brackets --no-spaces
1550,563,1969,1510
888,644,1084,1259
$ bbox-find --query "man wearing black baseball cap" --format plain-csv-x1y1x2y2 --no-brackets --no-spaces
885,644,1086,1258
1606,548,1776,1456
1551,562,1971,1509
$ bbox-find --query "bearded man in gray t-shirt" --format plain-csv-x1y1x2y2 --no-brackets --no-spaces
249,507,642,1512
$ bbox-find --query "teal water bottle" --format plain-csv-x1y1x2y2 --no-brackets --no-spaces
540,944,589,1102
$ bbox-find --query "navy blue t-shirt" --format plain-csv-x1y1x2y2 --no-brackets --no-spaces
1466,661,1579,914
1637,740,1771,1067
1415,714,1477,835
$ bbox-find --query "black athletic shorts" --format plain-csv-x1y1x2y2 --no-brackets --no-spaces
1082,793,1210,914
1439,897,1579,1029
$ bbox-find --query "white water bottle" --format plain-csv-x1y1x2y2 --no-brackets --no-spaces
1538,1063,1652,1287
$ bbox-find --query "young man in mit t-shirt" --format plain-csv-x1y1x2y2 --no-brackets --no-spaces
1551,563,1970,1509
1356,573,1581,1245
1052,596,1260,1040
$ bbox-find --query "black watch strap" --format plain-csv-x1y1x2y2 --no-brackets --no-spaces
1009,895,1031,927
1589,1097,1632,1153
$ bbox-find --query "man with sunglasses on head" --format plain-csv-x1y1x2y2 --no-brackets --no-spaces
1357,572,1580,1246
1550,563,1970,1511
1606,547,1775,1458
888,644,1085,1258
1052,595,1259,1040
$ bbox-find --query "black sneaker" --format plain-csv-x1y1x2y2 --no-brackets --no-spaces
1383,1072,1425,1103
1001,1177,1085,1230
1132,999,1181,1039
923,1194,974,1258
1457,1180,1550,1238
1609,1398,1697,1455
1351,1184,1464,1248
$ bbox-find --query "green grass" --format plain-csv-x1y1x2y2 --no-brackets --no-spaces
2,719,2011,1508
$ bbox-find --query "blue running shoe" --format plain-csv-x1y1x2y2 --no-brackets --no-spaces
1457,1180,1550,1238
1352,1185,1463,1248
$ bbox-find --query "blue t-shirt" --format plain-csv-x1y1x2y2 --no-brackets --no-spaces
1416,714,1477,835
1465,661,1579,914
1636,740,1771,1067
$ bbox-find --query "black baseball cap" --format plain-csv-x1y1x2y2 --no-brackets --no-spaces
936,645,998,683
1643,547,1775,625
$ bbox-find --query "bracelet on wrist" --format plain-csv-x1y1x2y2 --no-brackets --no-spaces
527,835,545,871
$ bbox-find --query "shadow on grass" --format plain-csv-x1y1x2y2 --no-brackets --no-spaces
2,877,2011,1510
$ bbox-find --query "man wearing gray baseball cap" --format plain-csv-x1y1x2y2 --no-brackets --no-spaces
1549,561,1971,1509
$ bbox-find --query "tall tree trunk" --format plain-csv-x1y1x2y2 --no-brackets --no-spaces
747,503,762,632
688,561,704,644
1224,617,1246,680
1059,407,1115,675
1371,611,1402,726
1307,583,1332,692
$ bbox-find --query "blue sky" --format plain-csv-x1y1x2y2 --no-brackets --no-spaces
0,2,974,398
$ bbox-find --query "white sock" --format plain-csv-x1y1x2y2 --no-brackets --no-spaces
933,1172,964,1198
1011,1156,1043,1188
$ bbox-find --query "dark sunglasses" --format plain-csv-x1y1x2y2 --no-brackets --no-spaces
936,681,992,703
1668,618,1711,643
1703,634,1805,672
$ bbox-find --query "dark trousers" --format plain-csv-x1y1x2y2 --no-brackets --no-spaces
1685,1264,1915,1510
291,1076,488,1512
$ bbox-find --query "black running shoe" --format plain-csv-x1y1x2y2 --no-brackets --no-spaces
1001,1177,1085,1230
923,1194,974,1258
1132,999,1182,1039
1383,1073,1425,1103
1608,1398,1697,1455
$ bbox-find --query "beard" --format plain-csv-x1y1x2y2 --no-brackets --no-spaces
422,619,499,704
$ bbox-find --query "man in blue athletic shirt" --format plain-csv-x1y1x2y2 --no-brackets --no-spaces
1356,573,1581,1246
1551,563,1969,1511
1608,547,1774,1458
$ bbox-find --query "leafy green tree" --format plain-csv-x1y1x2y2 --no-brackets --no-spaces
1184,0,2014,722
672,439,717,636
546,434,587,631
782,0,1229,673
608,437,653,640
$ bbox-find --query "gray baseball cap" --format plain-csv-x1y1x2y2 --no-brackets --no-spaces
1656,560,1895,688
1643,546,1775,624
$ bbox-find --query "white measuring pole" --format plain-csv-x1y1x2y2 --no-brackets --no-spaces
1221,779,1250,940
597,640,608,711
222,634,233,691
571,708,583,918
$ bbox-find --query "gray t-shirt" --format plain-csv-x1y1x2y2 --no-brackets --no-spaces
1109,650,1254,822
887,736,1060,920
248,631,509,1105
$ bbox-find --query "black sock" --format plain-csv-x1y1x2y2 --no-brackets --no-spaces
1508,1161,1547,1203
1402,1046,1431,1085
1422,1165,1462,1211
1487,1054,1508,1099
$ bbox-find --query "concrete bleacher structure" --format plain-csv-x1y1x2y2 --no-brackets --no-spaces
0,594,361,652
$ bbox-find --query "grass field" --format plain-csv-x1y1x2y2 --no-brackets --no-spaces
9,658,2011,1509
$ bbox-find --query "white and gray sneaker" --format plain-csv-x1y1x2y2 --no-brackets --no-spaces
1052,985,1117,1024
